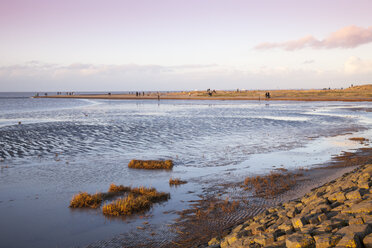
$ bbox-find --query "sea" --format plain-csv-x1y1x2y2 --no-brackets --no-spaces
0,92,371,247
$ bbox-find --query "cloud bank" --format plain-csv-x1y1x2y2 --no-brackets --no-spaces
255,25,372,51
0,60,371,91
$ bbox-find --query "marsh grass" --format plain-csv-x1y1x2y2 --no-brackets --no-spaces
69,192,103,208
108,183,131,193
244,172,302,198
349,137,368,142
128,159,173,170
169,178,187,186
102,194,151,216
102,187,170,216
130,186,170,202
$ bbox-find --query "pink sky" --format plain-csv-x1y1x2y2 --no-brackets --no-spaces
1,0,372,90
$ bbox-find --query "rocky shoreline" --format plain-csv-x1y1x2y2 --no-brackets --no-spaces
208,164,372,248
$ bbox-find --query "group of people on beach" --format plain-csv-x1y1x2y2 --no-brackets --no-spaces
135,92,145,97
265,92,271,99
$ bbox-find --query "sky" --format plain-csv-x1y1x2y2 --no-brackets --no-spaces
0,0,372,91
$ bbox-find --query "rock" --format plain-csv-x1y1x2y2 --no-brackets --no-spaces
358,181,371,189
362,215,372,225
287,207,298,218
278,221,293,233
208,237,220,246
349,217,365,225
207,164,372,248
328,191,347,203
342,200,372,214
286,233,315,248
225,233,238,245
335,233,361,248
310,203,331,214
292,216,307,229
308,216,319,225
266,240,286,248
363,233,372,248
314,233,342,248
232,224,243,233
302,192,322,205
253,233,274,246
345,189,362,200
337,224,372,240
317,213,327,222
237,229,252,238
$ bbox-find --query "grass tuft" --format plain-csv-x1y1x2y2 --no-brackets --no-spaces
108,183,131,193
131,186,170,202
102,194,151,216
349,137,368,142
69,192,103,208
169,178,188,186
103,187,170,216
128,159,173,170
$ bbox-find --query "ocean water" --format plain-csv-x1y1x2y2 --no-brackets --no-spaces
0,93,371,247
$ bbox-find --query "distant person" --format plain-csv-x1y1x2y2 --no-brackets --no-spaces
108,92,111,96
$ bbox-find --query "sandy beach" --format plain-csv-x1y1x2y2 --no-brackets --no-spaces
35,84,372,102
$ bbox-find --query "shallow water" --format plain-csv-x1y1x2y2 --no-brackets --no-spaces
0,94,371,247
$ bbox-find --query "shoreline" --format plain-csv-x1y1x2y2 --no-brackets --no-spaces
211,163,372,247
34,94,372,102
170,148,372,248
86,147,372,248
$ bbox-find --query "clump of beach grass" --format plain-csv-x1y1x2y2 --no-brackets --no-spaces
169,178,187,186
128,159,173,170
131,186,170,202
70,184,170,217
349,137,369,143
69,192,103,208
102,194,151,216
244,171,302,198
103,187,170,216
108,183,131,193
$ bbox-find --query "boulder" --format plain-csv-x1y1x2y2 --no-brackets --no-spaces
337,224,372,240
292,216,307,229
314,233,342,248
335,233,361,248
286,233,315,248
363,233,372,248
342,200,372,214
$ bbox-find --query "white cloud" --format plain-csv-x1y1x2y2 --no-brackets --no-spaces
344,56,372,74
255,25,372,51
